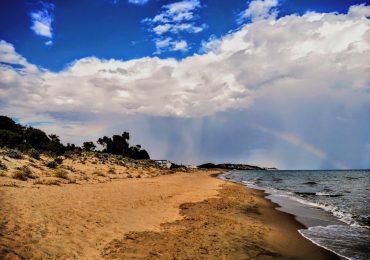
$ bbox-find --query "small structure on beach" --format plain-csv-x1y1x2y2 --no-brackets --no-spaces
154,160,172,169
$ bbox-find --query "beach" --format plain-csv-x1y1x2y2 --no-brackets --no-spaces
0,169,339,259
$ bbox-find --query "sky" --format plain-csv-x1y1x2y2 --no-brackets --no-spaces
0,0,369,169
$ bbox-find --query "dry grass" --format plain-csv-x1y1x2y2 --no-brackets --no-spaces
93,171,105,177
54,169,68,179
0,160,8,171
28,149,40,160
12,166,34,180
0,149,179,186
33,179,61,186
63,165,75,172
68,178,77,184
5,149,23,159
108,168,116,174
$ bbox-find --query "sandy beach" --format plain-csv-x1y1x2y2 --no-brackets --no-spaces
0,168,339,259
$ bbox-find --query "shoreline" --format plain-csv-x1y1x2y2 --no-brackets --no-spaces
0,170,340,259
218,171,344,259
216,172,342,259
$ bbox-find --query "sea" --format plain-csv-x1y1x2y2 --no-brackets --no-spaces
220,170,370,260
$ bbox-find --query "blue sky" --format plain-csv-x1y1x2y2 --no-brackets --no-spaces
0,0,370,169
0,0,367,71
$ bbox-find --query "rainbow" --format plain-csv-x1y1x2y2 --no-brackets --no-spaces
78,123,108,137
249,123,347,169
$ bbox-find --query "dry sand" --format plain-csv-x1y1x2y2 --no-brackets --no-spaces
0,170,339,259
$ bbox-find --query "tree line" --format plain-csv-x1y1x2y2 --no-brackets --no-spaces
0,115,150,159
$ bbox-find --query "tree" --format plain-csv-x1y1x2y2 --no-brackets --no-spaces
129,145,150,159
66,143,77,151
82,141,96,151
97,132,150,159
0,129,23,147
97,136,112,152
97,132,130,155
46,134,66,155
24,127,50,150
0,115,151,160
0,115,66,154
0,116,23,134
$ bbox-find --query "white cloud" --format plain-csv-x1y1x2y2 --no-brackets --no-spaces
1,4,370,119
239,0,279,22
128,0,149,5
0,40,39,73
153,23,206,35
348,3,370,17
29,2,55,44
0,40,27,65
173,40,188,51
143,0,204,52
155,37,172,49
145,0,201,26
154,38,188,53
165,0,201,15
153,24,172,35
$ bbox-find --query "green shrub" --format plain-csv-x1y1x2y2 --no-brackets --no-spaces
46,160,58,169
12,166,33,180
28,148,40,160
63,151,73,158
6,149,23,159
54,157,63,164
0,160,7,171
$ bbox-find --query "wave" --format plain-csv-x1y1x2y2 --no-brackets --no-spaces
221,172,368,227
299,225,370,260
237,178,362,227
315,192,343,197
273,191,360,227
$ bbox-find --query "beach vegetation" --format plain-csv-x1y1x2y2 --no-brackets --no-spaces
12,166,33,180
28,148,40,160
33,178,61,186
0,159,7,171
5,149,23,159
97,133,150,159
82,141,96,151
0,115,151,160
46,160,58,169
93,171,105,177
54,169,68,179
54,157,63,164
0,161,8,176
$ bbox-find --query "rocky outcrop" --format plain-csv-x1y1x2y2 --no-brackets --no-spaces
197,163,268,170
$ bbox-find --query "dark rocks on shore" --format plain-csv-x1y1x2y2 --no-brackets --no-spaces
303,181,318,185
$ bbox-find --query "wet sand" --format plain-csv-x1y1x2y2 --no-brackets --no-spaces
0,171,338,259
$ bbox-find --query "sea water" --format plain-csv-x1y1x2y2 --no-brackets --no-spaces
220,170,370,260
